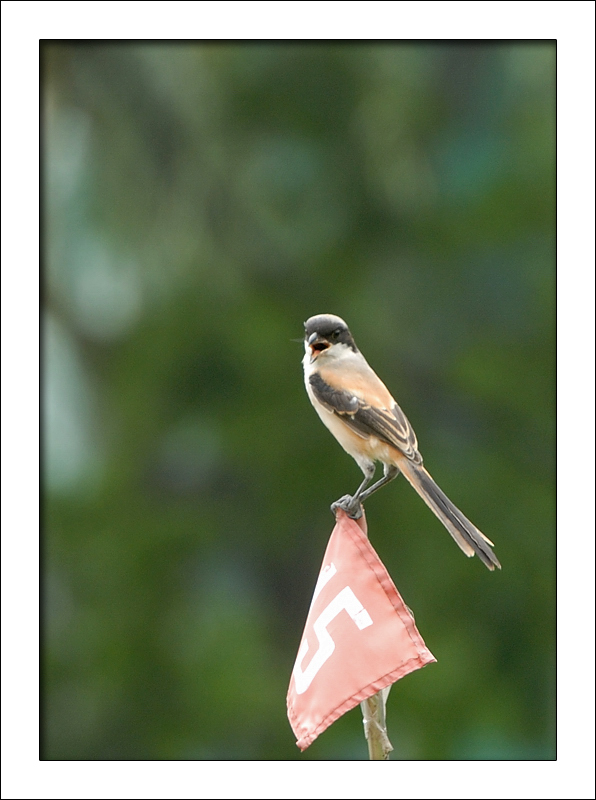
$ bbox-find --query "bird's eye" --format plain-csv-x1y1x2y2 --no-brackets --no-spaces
331,329,341,340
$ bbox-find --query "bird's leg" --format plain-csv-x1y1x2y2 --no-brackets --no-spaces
331,463,376,520
359,464,400,502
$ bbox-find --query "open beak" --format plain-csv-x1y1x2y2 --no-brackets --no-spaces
307,331,330,361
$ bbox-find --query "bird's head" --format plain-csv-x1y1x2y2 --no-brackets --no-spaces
303,314,358,363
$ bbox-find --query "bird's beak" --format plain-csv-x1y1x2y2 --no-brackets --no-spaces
306,331,330,362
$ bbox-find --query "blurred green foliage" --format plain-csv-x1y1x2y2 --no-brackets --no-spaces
42,42,555,760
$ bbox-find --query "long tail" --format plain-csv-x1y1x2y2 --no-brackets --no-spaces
399,461,501,571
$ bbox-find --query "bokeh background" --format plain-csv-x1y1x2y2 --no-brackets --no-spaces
42,41,555,760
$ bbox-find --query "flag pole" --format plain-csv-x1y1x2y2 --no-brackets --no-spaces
355,503,394,760
361,680,394,759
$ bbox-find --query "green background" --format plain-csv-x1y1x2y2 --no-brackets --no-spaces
42,41,555,760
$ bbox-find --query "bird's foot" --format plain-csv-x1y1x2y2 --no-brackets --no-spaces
331,494,363,520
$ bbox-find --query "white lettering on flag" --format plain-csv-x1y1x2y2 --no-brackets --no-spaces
293,585,373,695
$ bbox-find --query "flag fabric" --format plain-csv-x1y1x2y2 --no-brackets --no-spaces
287,509,436,751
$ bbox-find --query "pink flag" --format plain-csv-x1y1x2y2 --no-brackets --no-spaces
287,509,436,751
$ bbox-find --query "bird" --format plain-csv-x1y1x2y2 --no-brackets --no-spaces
302,313,501,571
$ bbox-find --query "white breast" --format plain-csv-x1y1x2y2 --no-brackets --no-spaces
303,345,387,473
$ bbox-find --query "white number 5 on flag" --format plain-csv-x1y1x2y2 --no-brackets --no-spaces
293,584,373,695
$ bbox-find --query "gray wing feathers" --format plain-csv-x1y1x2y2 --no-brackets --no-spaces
308,373,422,464
308,374,500,570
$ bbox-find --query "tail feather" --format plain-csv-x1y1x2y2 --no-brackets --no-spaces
399,461,501,571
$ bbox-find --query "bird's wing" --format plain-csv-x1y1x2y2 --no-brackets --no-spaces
309,372,422,464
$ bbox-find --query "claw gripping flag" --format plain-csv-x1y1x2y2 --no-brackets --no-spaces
287,509,436,751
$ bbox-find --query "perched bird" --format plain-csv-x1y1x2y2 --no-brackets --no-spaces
302,313,501,571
